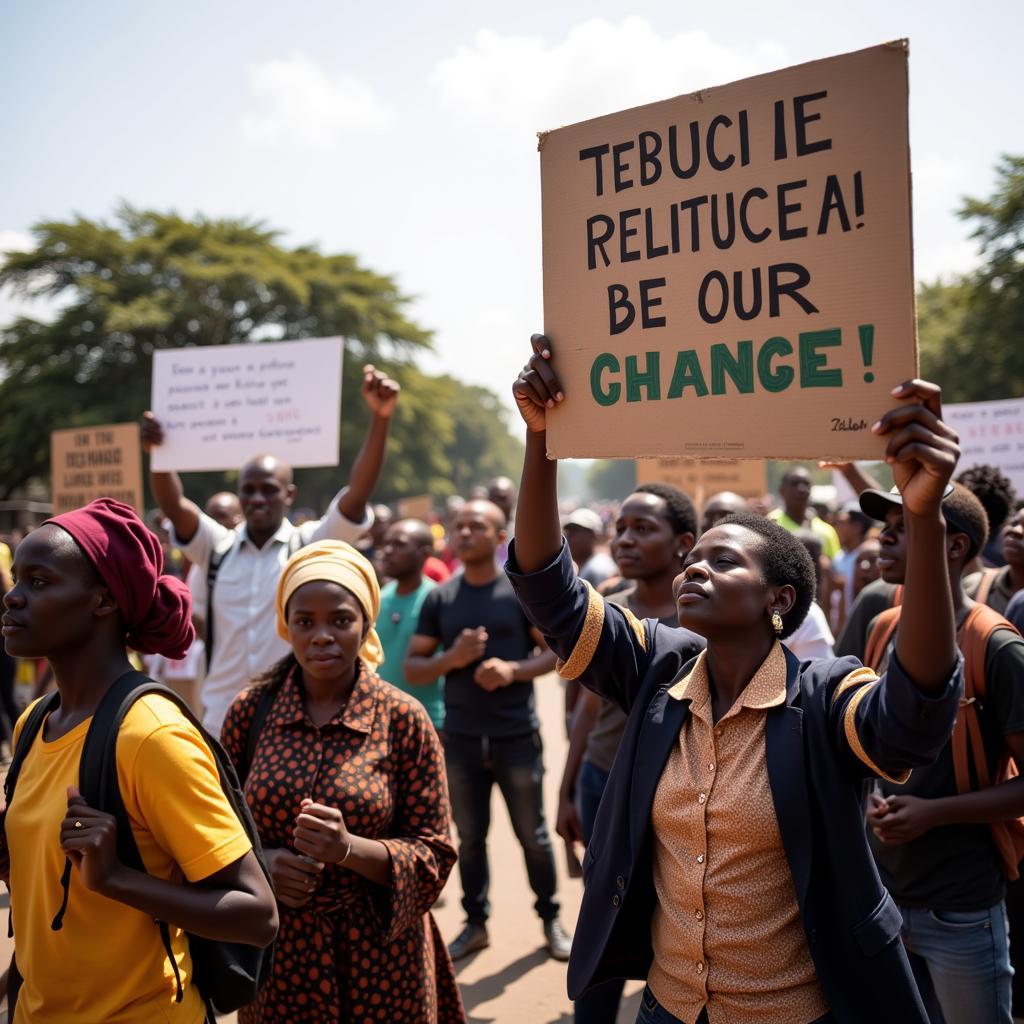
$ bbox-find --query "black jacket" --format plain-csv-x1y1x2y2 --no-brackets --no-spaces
507,542,963,1024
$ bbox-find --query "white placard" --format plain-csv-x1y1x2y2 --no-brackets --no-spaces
150,338,344,472
943,397,1024,496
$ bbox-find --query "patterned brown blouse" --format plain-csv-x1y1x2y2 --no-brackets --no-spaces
221,664,466,1023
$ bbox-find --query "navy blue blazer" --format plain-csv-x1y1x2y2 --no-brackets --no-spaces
507,542,963,1024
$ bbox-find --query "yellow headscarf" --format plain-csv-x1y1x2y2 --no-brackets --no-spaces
275,540,384,670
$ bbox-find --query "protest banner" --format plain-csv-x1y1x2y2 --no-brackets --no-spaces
941,397,1024,495
540,42,916,461
150,337,344,473
397,495,434,521
636,458,766,508
51,424,143,513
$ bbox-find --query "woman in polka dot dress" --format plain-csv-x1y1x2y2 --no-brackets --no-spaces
221,540,466,1023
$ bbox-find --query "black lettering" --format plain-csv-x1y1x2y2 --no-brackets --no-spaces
580,144,611,197
679,196,708,252
668,121,700,179
587,215,614,270
619,209,642,263
639,131,662,186
639,278,667,329
608,284,636,335
739,187,771,243
707,115,735,171
793,91,831,156
817,174,852,234
768,263,818,317
710,192,736,250
698,271,729,325
613,140,635,192
777,180,808,241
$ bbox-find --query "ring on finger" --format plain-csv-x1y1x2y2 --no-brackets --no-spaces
74,820,84,829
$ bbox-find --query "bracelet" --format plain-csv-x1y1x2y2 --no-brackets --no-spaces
340,839,353,865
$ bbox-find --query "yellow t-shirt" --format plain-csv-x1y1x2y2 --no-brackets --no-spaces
7,694,252,1023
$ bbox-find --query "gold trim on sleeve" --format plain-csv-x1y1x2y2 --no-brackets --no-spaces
622,607,648,653
556,581,605,680
843,681,912,784
831,666,879,704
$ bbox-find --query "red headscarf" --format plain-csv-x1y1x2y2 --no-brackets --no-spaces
46,498,194,660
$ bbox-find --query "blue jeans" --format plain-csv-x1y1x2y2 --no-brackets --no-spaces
443,731,559,925
901,902,1013,1024
635,987,834,1024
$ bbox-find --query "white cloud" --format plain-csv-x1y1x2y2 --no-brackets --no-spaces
911,154,982,281
431,18,788,134
240,52,394,150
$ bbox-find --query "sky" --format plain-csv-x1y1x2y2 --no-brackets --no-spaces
2,1,1021,415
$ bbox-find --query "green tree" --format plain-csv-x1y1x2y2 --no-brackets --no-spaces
0,205,497,504
586,459,636,501
919,155,1024,402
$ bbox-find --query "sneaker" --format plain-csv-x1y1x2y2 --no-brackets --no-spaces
543,918,573,961
448,923,489,961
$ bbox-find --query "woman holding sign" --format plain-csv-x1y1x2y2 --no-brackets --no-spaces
506,334,963,1024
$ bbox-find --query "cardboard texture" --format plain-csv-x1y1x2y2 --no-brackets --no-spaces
51,424,143,514
397,495,435,521
636,458,767,508
150,337,344,473
540,42,916,461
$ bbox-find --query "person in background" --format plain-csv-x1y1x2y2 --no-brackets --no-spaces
141,366,399,733
558,482,698,1024
862,483,1024,1024
376,519,445,731
769,466,842,559
852,537,882,600
488,477,517,565
966,502,1024,615
699,492,748,535
784,531,836,661
512,335,963,1024
221,541,464,1023
2,498,277,1023
958,464,1017,569
563,508,617,588
833,502,873,587
404,499,571,963
439,497,466,574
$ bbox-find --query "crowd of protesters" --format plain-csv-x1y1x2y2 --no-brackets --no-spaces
0,347,1021,1023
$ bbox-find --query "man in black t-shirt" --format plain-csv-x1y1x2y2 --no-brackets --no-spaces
404,499,570,962
861,483,1024,1024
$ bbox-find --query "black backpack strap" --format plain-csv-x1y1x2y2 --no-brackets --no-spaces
204,536,236,671
239,682,282,787
4,691,60,807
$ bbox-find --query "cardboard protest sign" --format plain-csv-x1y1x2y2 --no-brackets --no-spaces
150,337,344,473
51,424,143,514
397,495,434,521
540,42,915,461
636,458,766,507
943,397,1024,496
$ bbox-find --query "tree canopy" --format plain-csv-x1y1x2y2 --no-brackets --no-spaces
919,154,1024,402
0,206,522,505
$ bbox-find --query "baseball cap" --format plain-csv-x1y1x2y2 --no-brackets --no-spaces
858,483,985,552
562,508,604,535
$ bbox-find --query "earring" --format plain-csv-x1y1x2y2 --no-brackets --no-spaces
771,610,784,636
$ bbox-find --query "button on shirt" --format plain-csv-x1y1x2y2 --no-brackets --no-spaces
173,491,369,732
647,643,828,1024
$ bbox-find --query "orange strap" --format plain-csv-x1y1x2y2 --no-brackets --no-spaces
864,606,902,672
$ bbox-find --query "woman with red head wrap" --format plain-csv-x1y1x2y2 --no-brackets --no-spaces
1,498,277,1023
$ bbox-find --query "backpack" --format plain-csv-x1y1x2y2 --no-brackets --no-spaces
205,528,305,671
3,671,275,1019
865,602,1024,878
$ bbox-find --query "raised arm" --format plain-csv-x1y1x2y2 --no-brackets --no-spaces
877,380,960,692
336,365,400,523
141,412,201,543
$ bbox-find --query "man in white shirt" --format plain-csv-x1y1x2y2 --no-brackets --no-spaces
142,364,399,732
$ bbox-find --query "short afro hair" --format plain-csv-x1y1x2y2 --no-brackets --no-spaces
944,482,989,561
957,464,1017,534
632,482,698,537
715,511,817,639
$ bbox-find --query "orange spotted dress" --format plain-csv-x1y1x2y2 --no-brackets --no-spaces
221,665,465,1023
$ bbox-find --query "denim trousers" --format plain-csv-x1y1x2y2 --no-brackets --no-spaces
635,986,835,1024
901,901,1013,1024
443,730,559,925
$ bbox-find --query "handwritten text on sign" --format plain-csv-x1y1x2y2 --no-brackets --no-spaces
51,424,143,513
150,337,344,472
541,42,916,460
